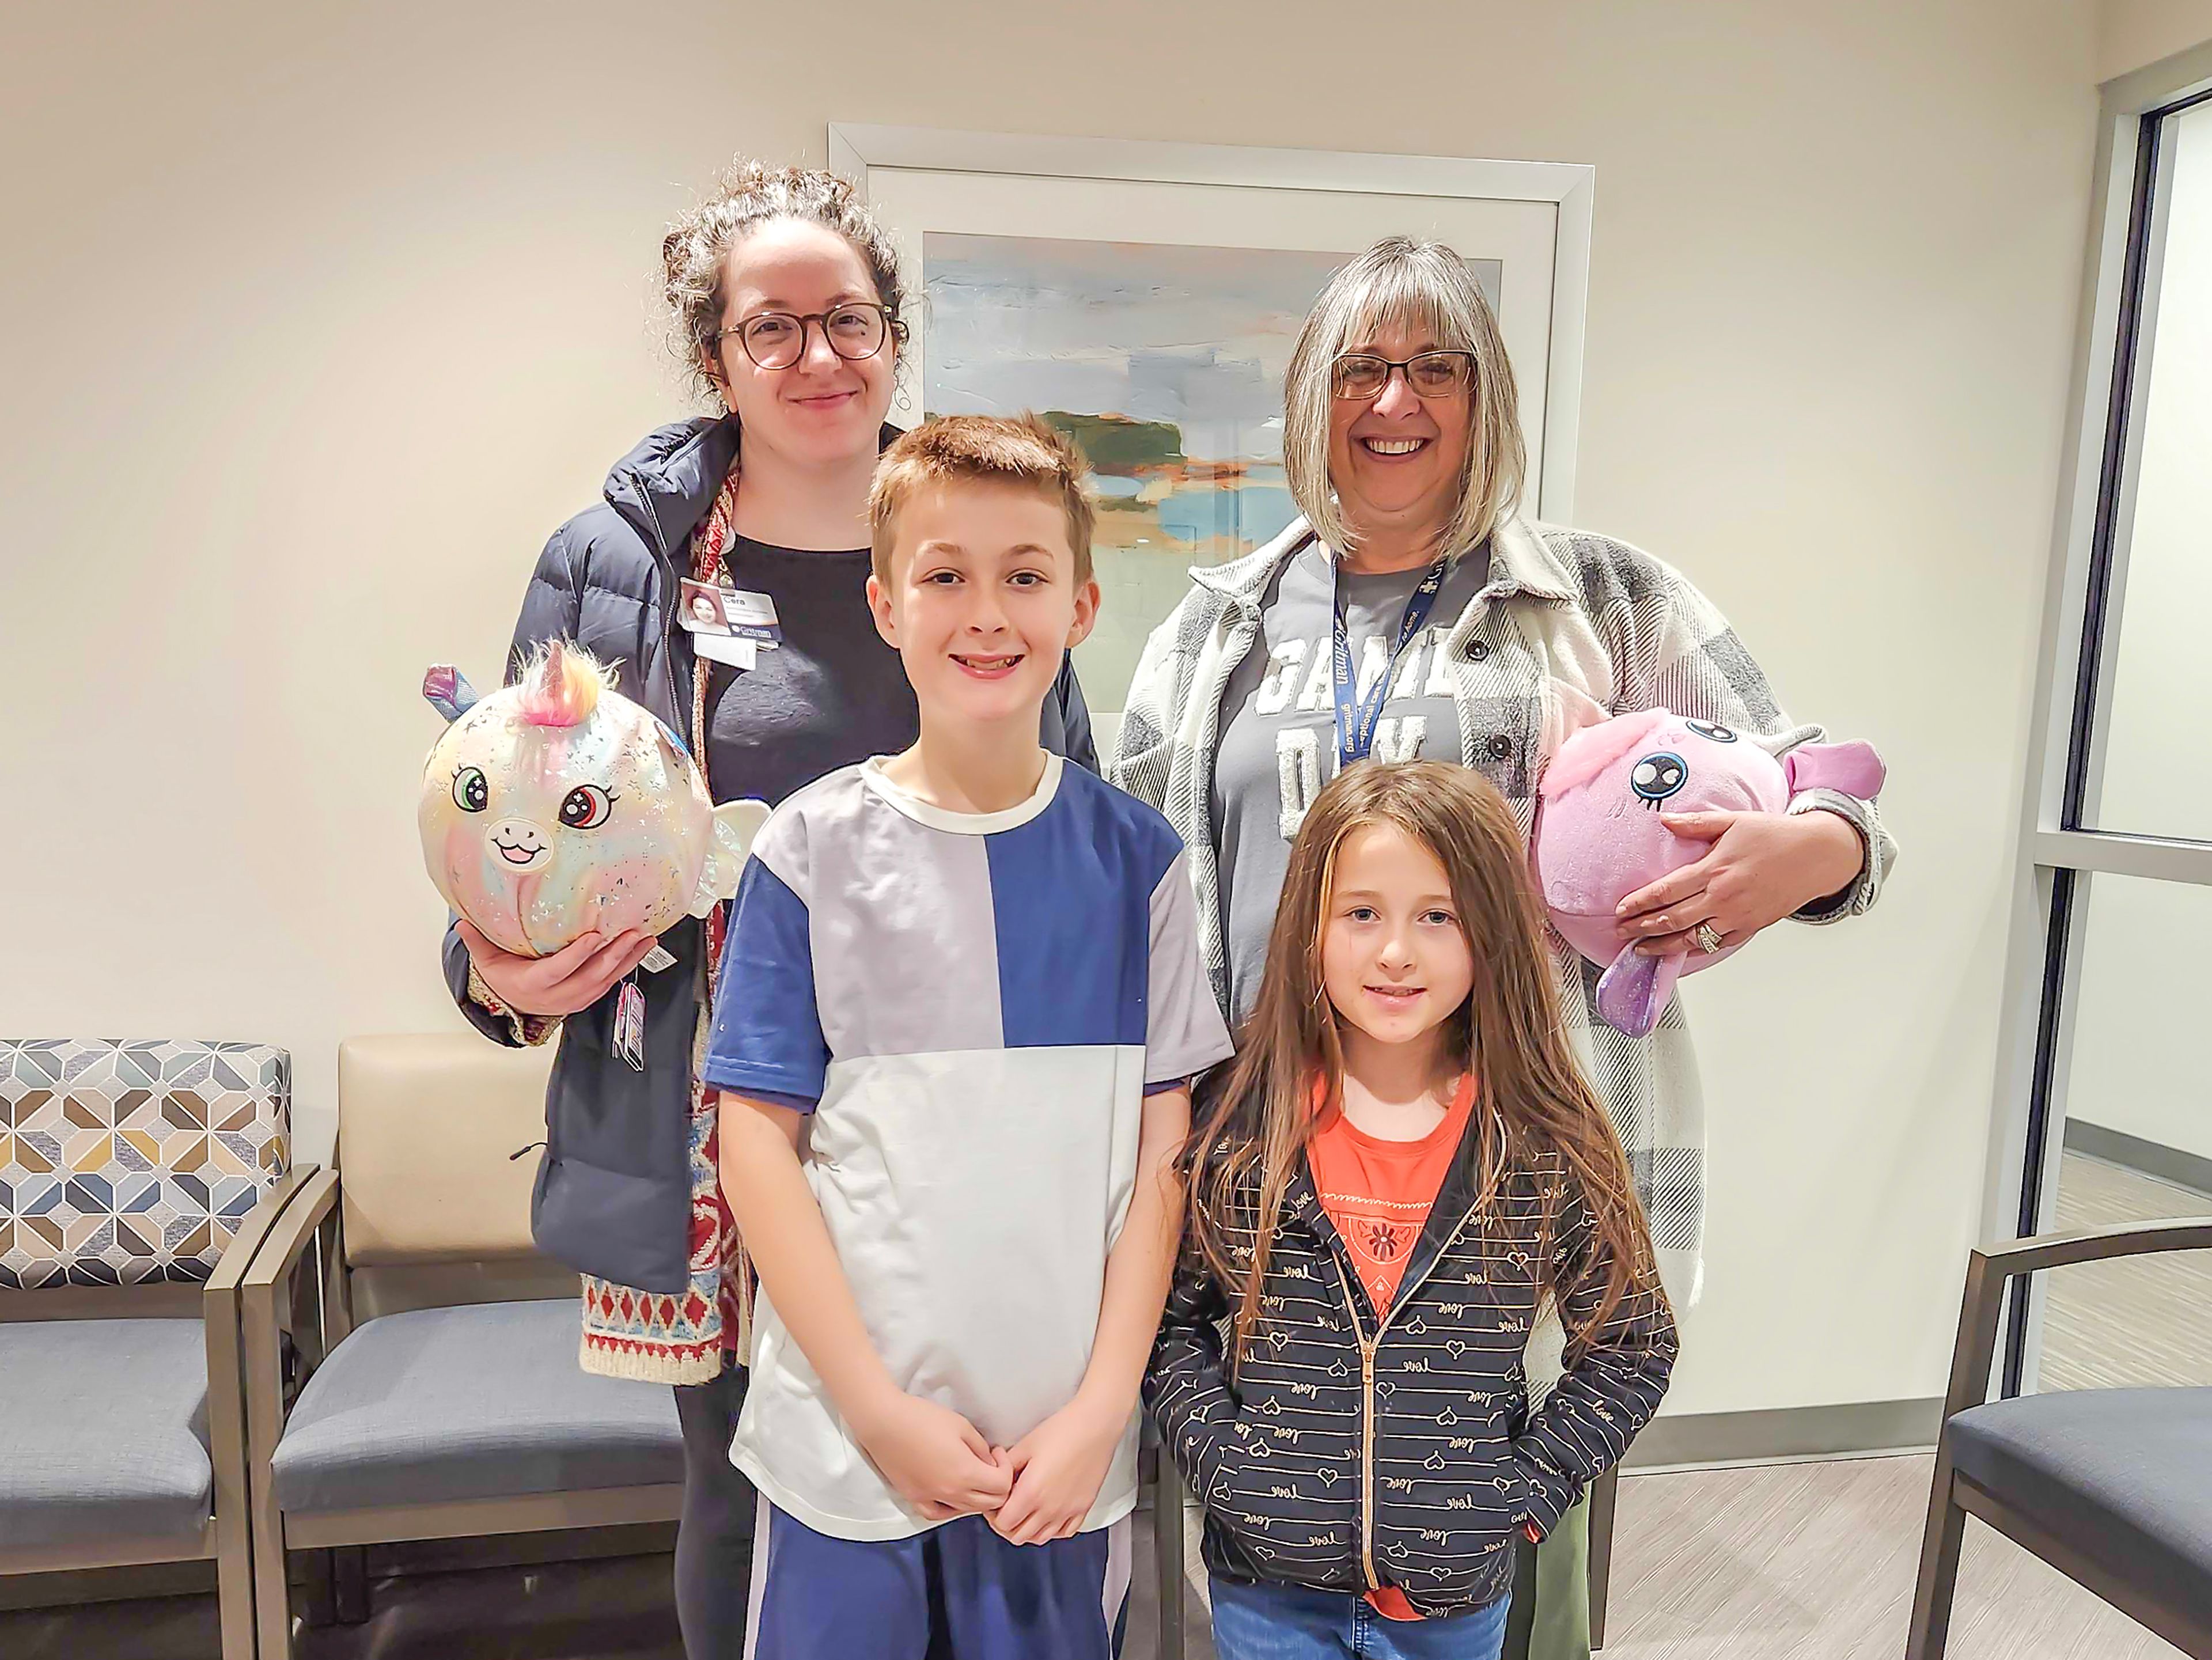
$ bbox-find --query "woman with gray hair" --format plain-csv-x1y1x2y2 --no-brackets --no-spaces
1117,236,1893,1657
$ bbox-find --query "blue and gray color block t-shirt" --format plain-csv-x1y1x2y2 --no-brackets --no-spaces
702,752,1234,1541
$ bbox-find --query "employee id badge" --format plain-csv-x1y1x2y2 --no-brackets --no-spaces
717,588,782,646
679,578,780,655
679,578,762,669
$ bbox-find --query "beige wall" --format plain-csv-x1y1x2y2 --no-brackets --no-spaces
2100,0,2212,77
2,1,2100,1419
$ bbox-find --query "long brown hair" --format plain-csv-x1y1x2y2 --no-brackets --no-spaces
1184,760,1666,1362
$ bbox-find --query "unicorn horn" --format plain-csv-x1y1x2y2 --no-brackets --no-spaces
514,638,604,727
422,665,479,723
536,637,570,690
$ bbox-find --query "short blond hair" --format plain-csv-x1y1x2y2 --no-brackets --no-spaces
868,414,1096,585
1282,236,1526,562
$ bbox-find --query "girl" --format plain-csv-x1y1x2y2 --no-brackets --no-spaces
1148,760,1677,1659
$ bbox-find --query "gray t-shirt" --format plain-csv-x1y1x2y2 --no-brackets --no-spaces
1212,537,1483,1024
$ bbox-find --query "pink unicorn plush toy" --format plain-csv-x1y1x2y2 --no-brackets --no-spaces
418,641,767,959
1532,709,1885,1037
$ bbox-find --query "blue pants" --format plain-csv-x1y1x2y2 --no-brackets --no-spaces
745,1498,1131,1659
1210,1577,1509,1660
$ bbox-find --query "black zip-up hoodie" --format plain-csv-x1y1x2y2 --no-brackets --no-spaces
1145,1108,1676,1619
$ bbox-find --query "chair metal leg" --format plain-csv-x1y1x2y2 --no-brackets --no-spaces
1502,1529,1539,1660
207,1298,260,1660
1154,1456,1188,1660
1905,1450,1967,1660
331,1545,370,1625
299,1550,335,1628
243,1279,296,1659
206,1170,315,1660
249,1515,294,1659
238,1168,341,1659
1588,1468,1619,1651
213,1518,259,1660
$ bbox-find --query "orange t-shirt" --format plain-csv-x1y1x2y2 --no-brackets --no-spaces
1309,1074,1477,1318
1308,1074,1478,1621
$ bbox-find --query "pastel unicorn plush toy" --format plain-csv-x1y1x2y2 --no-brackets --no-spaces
418,641,766,958
1532,708,1885,1037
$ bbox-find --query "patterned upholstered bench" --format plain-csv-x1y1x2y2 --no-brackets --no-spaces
0,1039,305,1660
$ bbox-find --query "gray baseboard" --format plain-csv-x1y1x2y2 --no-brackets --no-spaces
2063,1119,2212,1199
1623,1396,1943,1471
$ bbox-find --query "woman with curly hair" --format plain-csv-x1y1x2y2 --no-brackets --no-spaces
443,158,1094,1654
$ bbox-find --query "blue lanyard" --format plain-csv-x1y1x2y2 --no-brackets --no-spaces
1331,553,1451,770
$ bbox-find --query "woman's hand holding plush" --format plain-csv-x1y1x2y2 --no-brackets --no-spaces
457,920,660,1017
1616,808,1865,957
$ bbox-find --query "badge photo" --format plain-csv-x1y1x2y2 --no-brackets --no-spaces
679,578,733,636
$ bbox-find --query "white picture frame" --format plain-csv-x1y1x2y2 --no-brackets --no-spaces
828,124,1594,717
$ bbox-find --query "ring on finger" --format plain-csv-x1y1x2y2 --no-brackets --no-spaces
1694,922,1726,955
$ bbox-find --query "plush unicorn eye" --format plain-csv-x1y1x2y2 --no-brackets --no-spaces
1631,753,1688,804
452,767,488,813
1685,719,1738,743
559,785,613,829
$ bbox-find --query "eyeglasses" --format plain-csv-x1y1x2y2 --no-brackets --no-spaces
1331,350,1478,401
715,302,901,371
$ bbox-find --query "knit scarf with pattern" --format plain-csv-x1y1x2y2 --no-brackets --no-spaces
577,464,753,1384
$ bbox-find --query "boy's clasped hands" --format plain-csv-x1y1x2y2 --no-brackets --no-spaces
850,1379,1128,1545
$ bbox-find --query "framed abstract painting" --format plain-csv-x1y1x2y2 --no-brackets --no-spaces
830,124,1593,720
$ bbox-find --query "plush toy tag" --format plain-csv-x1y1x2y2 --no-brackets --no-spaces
614,979,646,1071
638,944,677,973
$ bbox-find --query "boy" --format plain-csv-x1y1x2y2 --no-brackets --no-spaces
706,415,1233,1658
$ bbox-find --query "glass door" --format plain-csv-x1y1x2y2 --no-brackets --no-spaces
1998,75,2212,1397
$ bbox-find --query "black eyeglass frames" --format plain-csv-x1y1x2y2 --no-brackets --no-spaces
1331,350,1478,400
715,302,902,370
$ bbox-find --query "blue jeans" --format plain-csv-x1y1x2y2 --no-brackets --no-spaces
1210,1578,1509,1660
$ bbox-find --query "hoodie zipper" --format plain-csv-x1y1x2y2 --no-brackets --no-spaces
636,492,692,744
1327,1201,1483,1592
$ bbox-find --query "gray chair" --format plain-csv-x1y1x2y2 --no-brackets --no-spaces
241,1034,686,1658
1906,1215,2212,1659
0,1038,305,1660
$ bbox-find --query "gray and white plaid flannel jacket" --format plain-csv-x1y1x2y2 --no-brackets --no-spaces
1109,512,1894,1307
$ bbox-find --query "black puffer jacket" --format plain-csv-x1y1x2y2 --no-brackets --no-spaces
444,415,1096,1293
1146,1123,1675,1619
